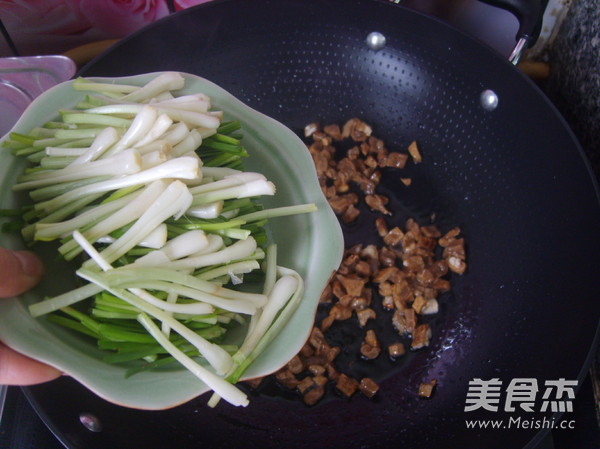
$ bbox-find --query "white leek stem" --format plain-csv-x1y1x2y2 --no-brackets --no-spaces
186,201,223,219
57,180,167,255
102,266,265,302
191,234,224,256
71,231,233,375
157,94,210,111
133,113,173,148
171,129,203,157
191,179,275,206
86,104,220,130
151,91,173,101
36,157,198,214
28,283,103,317
189,172,266,195
78,268,234,375
34,189,141,241
14,149,142,190
126,287,213,315
160,230,209,260
73,78,138,94
196,127,218,139
120,72,185,103
103,105,158,156
141,150,168,169
200,167,241,180
119,282,261,315
128,140,171,156
69,127,120,166
88,180,192,266
161,122,189,146
235,275,298,359
73,230,112,271
45,147,87,157
138,223,167,249
169,236,257,270
133,250,172,267
196,260,260,282
137,313,248,407
161,291,178,337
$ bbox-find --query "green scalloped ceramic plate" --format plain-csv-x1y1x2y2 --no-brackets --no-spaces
0,72,343,410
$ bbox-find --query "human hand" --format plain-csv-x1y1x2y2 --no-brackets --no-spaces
0,247,61,385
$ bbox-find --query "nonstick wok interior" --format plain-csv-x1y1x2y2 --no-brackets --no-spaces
24,1,600,448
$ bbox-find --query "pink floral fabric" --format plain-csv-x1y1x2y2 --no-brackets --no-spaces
0,0,215,57
78,0,170,36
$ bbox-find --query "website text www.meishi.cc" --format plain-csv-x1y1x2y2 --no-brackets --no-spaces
465,416,576,430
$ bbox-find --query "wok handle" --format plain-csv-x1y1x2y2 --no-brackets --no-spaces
478,0,548,64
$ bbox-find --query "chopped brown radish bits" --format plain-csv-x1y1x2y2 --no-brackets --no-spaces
287,354,304,374
303,385,325,406
412,295,427,314
360,343,381,360
447,256,467,275
263,119,466,406
325,362,340,382
359,378,380,398
365,194,392,215
384,152,409,169
323,123,343,140
337,274,366,297
313,375,328,387
411,323,432,349
393,307,417,335
364,329,379,347
244,377,264,389
304,122,319,138
309,327,327,352
329,303,353,321
306,118,419,224
299,342,314,358
408,140,422,163
356,307,376,327
420,298,439,315
297,376,315,394
438,227,461,246
319,283,333,304
361,329,382,360
336,374,360,397
418,379,437,398
388,342,406,359
383,226,404,247
342,204,361,223
308,364,326,376
375,217,388,237
275,369,300,389
342,118,372,141
297,376,326,405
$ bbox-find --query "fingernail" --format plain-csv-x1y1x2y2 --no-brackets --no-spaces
14,251,44,277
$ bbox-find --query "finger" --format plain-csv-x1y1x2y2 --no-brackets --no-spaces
0,248,44,298
0,342,61,385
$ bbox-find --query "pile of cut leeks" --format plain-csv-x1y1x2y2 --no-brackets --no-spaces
3,72,316,408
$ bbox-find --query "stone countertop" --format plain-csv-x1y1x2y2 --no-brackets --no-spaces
542,0,600,440
544,0,600,174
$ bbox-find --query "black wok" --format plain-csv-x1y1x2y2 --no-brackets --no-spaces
23,1,600,448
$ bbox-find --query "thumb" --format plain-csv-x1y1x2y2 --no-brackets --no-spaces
0,342,61,385
0,248,44,298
